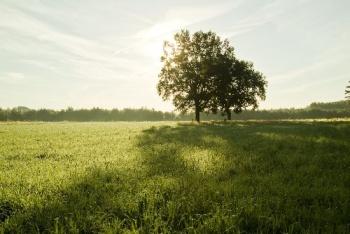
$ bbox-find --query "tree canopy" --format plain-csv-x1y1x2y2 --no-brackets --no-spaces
157,30,222,122
212,59,266,120
346,81,350,100
157,30,267,122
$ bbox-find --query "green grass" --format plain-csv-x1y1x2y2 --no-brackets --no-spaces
0,121,349,233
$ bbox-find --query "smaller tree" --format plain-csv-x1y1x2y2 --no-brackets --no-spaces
213,58,267,120
346,81,350,100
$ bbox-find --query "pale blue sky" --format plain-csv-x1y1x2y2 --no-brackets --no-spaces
0,0,349,111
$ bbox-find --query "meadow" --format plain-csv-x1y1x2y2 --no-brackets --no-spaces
0,121,349,233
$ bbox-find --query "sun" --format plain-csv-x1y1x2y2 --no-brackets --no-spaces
143,39,164,62
139,19,187,62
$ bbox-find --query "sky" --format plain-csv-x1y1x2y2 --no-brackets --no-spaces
0,0,349,111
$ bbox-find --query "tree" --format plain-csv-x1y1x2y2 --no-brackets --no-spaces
157,29,267,121
346,81,350,100
212,59,267,120
157,30,225,122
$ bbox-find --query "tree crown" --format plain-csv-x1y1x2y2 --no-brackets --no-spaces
157,29,267,121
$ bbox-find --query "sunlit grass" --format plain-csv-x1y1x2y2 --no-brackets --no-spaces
0,121,349,233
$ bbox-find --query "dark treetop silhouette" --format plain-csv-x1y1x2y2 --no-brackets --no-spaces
157,29,267,122
346,81,350,100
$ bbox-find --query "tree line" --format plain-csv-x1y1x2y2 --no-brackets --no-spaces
157,30,267,122
0,107,176,122
0,101,349,122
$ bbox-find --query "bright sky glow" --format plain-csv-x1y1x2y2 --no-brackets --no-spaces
0,0,349,110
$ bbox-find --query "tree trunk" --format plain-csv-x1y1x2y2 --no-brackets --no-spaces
226,109,231,120
195,99,200,122
195,107,200,122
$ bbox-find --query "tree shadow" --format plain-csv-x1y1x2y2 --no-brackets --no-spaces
135,121,350,232
137,121,350,176
136,125,228,177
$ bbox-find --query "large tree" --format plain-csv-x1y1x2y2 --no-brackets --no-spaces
157,29,267,121
157,30,224,122
212,59,267,120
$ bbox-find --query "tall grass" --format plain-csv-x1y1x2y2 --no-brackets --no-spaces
0,121,349,233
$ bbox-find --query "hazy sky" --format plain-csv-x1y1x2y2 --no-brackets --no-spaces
1,0,349,111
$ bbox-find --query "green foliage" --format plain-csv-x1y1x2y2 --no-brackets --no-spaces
0,121,349,233
308,100,350,111
213,59,267,119
158,30,267,122
0,107,176,122
0,101,350,122
158,30,225,122
346,81,350,100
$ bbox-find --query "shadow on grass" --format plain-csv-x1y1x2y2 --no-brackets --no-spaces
2,121,350,233
138,121,350,175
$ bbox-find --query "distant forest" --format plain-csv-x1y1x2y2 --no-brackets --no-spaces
0,100,349,122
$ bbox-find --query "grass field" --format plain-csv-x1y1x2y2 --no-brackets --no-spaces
0,121,349,233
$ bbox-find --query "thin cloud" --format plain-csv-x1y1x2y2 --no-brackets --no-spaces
0,72,25,85
113,1,241,57
282,73,348,94
0,0,348,110
268,61,331,82
0,3,143,82
122,9,155,25
221,0,312,38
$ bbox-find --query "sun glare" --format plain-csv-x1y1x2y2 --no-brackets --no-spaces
140,19,186,62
